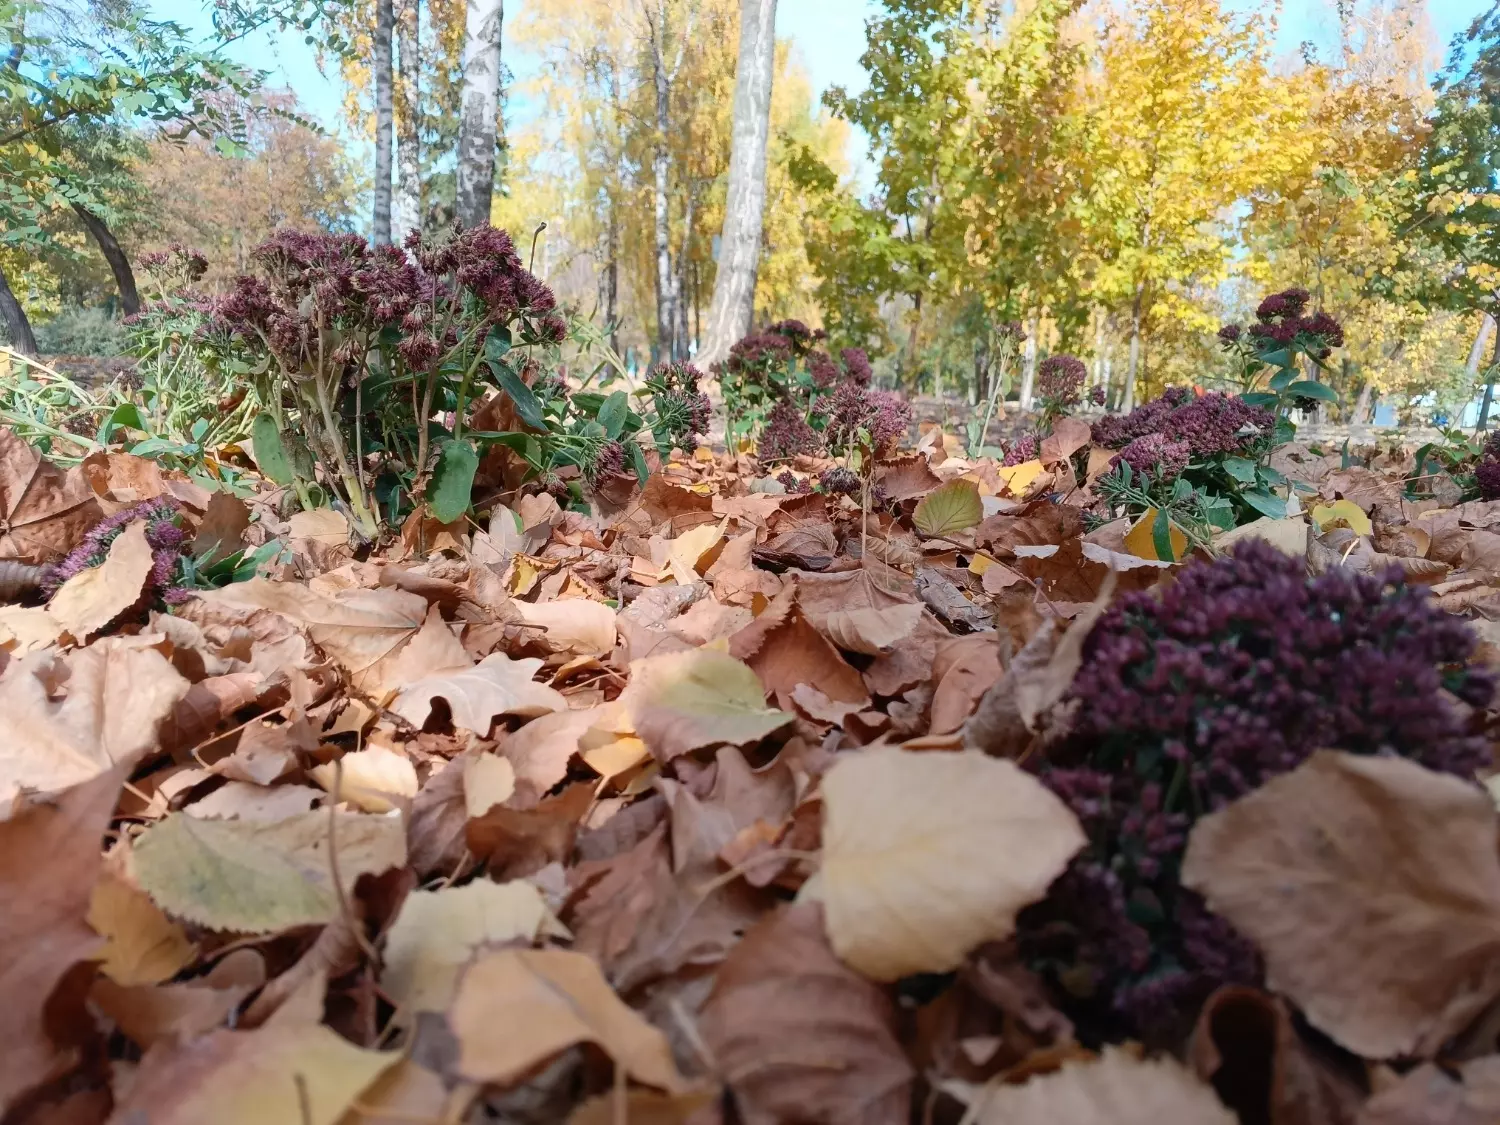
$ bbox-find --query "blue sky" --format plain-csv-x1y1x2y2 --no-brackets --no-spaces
151,0,1495,175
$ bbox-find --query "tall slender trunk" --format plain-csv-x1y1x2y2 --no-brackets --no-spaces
372,0,395,245
1124,286,1144,412
0,264,38,357
904,291,922,390
695,0,777,368
1091,309,1104,394
1018,310,1040,410
455,0,503,227
651,0,676,363
674,186,695,358
71,203,139,316
1478,317,1500,433
606,199,619,355
1467,313,1495,374
394,0,422,244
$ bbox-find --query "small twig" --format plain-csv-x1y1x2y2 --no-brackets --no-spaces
294,1073,313,1125
529,222,548,274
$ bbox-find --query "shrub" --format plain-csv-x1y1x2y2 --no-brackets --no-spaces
1022,540,1492,1040
34,306,126,357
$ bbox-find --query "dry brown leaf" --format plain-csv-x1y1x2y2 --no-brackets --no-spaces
449,947,685,1090
929,634,1005,735
566,1090,716,1125
501,705,603,793
820,601,924,656
1358,1057,1500,1125
0,767,121,1110
391,652,567,733
0,427,103,563
309,745,419,813
92,959,260,1048
287,506,350,545
701,902,914,1125
966,1046,1236,1124
388,604,471,685
1038,416,1092,465
203,579,426,692
191,491,251,565
1181,751,1500,1059
0,644,189,800
132,808,407,934
0,604,63,654
45,519,154,641
381,879,567,1017
810,747,1085,981
184,781,323,821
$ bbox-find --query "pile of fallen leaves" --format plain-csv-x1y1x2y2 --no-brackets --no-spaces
4,415,1500,1125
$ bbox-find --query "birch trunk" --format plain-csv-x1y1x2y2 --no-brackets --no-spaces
455,0,503,228
372,0,395,246
1124,288,1143,412
694,0,777,368
394,0,422,244
651,0,677,362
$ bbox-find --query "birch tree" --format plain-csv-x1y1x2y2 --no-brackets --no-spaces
373,0,395,244
696,0,776,367
455,0,503,227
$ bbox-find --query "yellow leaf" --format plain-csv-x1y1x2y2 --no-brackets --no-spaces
309,745,419,814
997,458,1047,497
666,518,727,584
507,555,541,596
1123,508,1190,563
1311,499,1373,537
47,520,154,642
462,752,516,818
913,478,984,537
88,858,197,986
967,551,997,576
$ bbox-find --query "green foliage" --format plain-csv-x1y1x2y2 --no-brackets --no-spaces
33,305,124,355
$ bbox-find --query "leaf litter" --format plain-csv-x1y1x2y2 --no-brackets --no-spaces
5,420,1500,1124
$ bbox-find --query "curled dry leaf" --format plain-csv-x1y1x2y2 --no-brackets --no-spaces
964,1046,1236,1125
0,426,102,564
391,652,567,733
132,809,407,934
0,766,122,1110
513,597,618,655
1358,1057,1500,1125
1182,751,1500,1060
810,747,1085,981
1,643,189,801
448,947,685,1091
620,648,793,763
88,847,197,986
45,519,154,641
381,879,567,1018
701,902,914,1125
309,745,419,814
819,601,924,656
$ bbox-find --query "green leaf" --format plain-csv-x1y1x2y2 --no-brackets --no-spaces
1262,350,1295,372
250,412,295,486
471,431,544,469
628,441,650,483
97,402,148,445
597,391,629,439
1286,380,1338,403
486,324,513,359
1241,488,1287,520
1241,392,1279,408
1222,456,1257,484
486,348,545,430
1151,506,1175,561
427,439,479,524
913,478,983,537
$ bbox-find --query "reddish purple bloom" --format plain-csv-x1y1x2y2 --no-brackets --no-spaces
1037,355,1086,408
43,497,189,605
646,361,713,450
759,400,822,461
1109,433,1191,481
1002,433,1039,466
1092,389,1272,459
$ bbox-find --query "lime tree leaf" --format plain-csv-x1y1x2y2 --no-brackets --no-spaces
1241,392,1279,408
913,479,983,537
597,391,629,439
427,439,479,524
249,413,294,486
132,810,406,933
620,648,793,762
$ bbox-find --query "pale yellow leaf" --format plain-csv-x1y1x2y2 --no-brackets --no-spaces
391,652,567,733
46,520,154,641
463,752,516,818
0,605,62,654
88,858,197,986
619,648,793,761
513,598,618,655
382,880,567,1017
1312,499,1373,537
287,507,350,545
1214,516,1309,557
811,747,1085,981
309,746,419,814
666,519,727,585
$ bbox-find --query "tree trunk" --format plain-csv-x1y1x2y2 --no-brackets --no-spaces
1468,313,1496,374
694,0,777,368
674,186,695,359
394,0,422,245
904,291,922,389
71,203,139,316
455,0,503,228
0,263,38,357
651,0,677,363
606,198,619,355
1018,310,1040,410
1124,287,1143,412
1478,319,1500,433
372,0,395,246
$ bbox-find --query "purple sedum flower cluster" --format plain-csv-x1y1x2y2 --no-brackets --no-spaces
818,466,861,495
1478,432,1500,501
1023,540,1492,1039
646,361,712,451
824,382,912,455
1218,287,1345,360
1092,387,1273,459
1037,355,1086,408
1109,432,1192,482
759,401,822,461
776,470,812,495
1001,433,1039,466
43,498,191,605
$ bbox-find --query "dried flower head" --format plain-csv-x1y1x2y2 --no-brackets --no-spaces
759,399,822,461
1002,433,1039,466
1109,433,1191,482
818,466,861,495
647,361,713,450
42,497,190,605
1092,389,1272,460
776,469,813,495
1023,540,1492,1040
1038,355,1087,408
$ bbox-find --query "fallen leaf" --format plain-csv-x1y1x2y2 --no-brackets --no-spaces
1181,751,1500,1059
391,652,567,733
463,751,517,817
0,604,63,654
566,1090,715,1125
1123,507,1190,563
914,478,984,537
92,962,260,1049
184,782,323,821
1038,417,1092,465
620,648,793,762
1312,498,1375,536
449,948,685,1090
203,579,426,693
1358,1057,1500,1125
965,1046,1236,1124
514,597,618,655
929,634,1005,735
0,427,102,563
191,491,251,565
701,903,914,1125
309,745,419,814
0,644,189,800
388,604,472,685
1214,515,1309,557
132,809,407,934
665,518,727,584
382,879,567,1017
336,1059,455,1125
0,767,121,1109
810,747,1085,981
288,507,350,545
820,601,924,655
45,519,154,641
88,848,196,986
110,1017,399,1125
501,706,603,794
